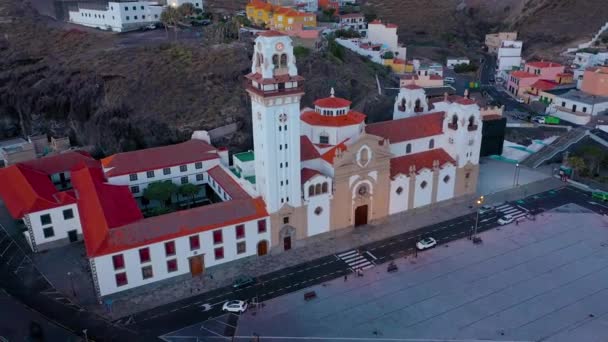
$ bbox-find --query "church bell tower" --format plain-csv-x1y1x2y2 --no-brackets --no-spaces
245,31,304,213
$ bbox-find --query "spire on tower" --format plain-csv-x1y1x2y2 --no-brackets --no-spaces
330,87,335,98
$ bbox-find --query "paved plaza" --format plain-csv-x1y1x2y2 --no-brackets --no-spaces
477,158,551,196
235,205,608,342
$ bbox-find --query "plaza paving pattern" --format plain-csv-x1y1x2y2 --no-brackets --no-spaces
234,205,608,341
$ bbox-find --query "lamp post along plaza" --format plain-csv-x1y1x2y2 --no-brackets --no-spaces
472,196,484,241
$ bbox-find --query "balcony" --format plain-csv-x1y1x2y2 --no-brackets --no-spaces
245,82,305,97
467,124,478,131
397,105,406,112
448,123,458,130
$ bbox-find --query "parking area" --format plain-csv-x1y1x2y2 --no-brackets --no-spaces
234,205,608,342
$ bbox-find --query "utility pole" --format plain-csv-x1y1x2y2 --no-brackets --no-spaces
472,195,484,242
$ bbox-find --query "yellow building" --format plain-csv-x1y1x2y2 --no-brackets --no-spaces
271,7,316,31
382,58,413,74
246,0,274,27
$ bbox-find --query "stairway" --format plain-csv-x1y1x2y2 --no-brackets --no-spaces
520,127,588,168
589,129,608,148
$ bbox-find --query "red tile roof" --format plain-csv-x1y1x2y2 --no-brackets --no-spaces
257,30,286,37
300,110,366,127
321,140,348,164
429,75,443,80
207,166,251,200
101,139,218,177
314,96,351,108
20,151,98,175
526,61,562,68
301,168,320,184
0,164,76,218
366,112,445,143
511,71,537,79
71,166,144,257
403,84,422,90
393,58,406,65
0,151,99,219
72,166,268,257
100,197,267,257
390,149,455,177
482,114,503,121
400,74,419,80
531,79,559,91
386,24,398,28
339,13,364,19
301,136,321,161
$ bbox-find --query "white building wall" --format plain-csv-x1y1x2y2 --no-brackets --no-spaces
25,204,82,249
367,23,398,51
167,0,203,9
94,217,270,296
551,97,608,116
413,170,433,208
389,135,442,158
447,58,470,68
105,158,220,197
304,124,361,146
305,194,330,237
388,175,409,215
68,1,163,32
436,165,456,202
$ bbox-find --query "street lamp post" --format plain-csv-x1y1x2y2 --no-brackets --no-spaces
471,196,484,241
82,329,88,342
512,163,520,187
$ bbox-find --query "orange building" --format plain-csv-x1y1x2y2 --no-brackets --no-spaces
581,66,608,97
272,6,316,31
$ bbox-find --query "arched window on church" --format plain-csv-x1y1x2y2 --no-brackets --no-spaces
272,54,279,70
468,116,477,131
399,98,406,112
429,139,434,149
322,182,328,193
308,185,314,197
449,114,458,130
406,143,412,154
414,99,422,112
315,184,322,195
280,54,288,68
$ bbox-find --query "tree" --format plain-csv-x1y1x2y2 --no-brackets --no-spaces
567,156,586,180
178,183,199,207
381,51,394,59
177,2,196,19
581,146,606,176
143,180,178,207
160,6,179,40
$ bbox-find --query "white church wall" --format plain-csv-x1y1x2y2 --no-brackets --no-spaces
436,165,456,202
413,170,433,208
389,175,409,215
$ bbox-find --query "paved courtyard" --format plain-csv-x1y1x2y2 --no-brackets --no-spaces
234,205,608,342
477,158,551,196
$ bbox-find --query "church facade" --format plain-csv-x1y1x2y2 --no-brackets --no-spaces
242,31,482,252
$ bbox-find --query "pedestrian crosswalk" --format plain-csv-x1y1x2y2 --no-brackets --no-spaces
495,203,528,220
336,249,375,271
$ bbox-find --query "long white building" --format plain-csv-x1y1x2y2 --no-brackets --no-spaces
67,0,203,32
0,32,483,299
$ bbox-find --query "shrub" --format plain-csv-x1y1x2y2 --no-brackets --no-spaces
381,51,394,59
334,29,360,39
454,63,478,73
294,46,311,58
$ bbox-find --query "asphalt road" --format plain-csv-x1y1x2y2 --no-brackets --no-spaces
123,185,607,341
2,185,603,342
479,54,535,114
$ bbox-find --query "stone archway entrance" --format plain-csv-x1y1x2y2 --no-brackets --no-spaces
279,226,296,251
354,205,368,226
257,240,268,256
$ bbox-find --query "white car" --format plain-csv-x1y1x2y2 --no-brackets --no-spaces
478,205,494,215
497,215,514,225
516,98,525,103
222,300,248,313
444,77,455,83
416,237,437,250
532,116,545,124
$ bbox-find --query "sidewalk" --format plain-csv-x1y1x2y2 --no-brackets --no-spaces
95,176,565,319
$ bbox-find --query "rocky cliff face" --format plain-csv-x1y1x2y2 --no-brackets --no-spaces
0,1,395,156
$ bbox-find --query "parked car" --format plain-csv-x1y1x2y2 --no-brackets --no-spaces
545,116,560,125
592,191,608,201
516,98,525,103
532,116,545,124
478,205,494,215
416,237,437,250
233,276,255,289
497,215,514,225
141,23,156,30
235,10,246,16
444,77,455,83
222,300,248,313
489,77,495,83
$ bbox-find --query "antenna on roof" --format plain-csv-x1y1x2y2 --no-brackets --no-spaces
330,87,335,98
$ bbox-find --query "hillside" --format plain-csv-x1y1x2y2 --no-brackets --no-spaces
362,0,608,59
0,1,395,156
